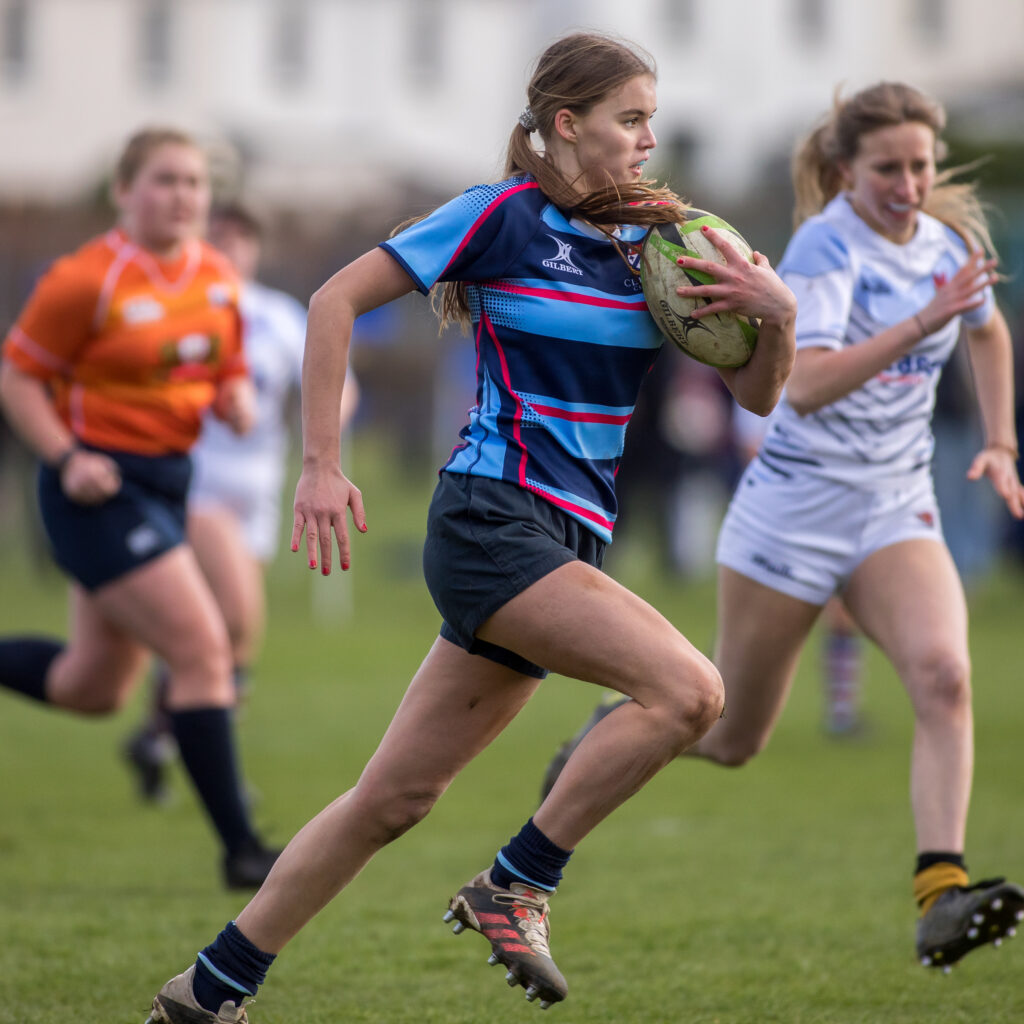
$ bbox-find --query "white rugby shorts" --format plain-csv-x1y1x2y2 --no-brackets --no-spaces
716,458,944,605
188,464,284,563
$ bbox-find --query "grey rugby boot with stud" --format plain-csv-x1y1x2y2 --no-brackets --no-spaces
917,877,1024,970
145,965,249,1024
444,869,568,1009
540,695,632,802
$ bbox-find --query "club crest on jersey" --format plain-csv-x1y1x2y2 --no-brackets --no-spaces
177,333,213,363
121,296,165,324
542,236,584,276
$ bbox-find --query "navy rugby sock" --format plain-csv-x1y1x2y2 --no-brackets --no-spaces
168,707,257,855
491,817,572,892
193,920,276,1011
0,637,63,703
916,851,966,876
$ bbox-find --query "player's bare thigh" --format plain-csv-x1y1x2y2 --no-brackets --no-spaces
693,566,821,764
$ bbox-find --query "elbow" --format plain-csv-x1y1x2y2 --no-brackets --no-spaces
738,395,776,418
781,381,819,417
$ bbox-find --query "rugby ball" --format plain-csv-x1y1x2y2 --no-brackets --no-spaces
641,209,759,368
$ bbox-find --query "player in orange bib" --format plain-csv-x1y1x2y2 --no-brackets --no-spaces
0,127,279,889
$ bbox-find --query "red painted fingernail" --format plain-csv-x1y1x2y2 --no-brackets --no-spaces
291,543,298,552
701,225,709,232
321,566,329,576
342,561,350,571
360,524,368,533
309,559,317,569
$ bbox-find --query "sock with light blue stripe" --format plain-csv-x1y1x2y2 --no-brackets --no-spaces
192,921,275,1012
490,817,572,892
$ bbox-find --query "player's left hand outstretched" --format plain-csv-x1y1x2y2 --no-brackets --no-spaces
292,463,367,574
675,225,796,327
967,445,1024,519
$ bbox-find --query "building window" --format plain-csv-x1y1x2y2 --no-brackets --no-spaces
139,0,173,89
407,0,442,90
793,0,827,47
272,0,309,90
2,0,29,84
913,0,948,45
662,0,697,37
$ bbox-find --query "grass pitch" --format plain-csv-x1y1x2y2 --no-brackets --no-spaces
1,433,1023,1023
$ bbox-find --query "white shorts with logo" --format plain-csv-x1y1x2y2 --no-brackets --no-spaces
715,458,944,606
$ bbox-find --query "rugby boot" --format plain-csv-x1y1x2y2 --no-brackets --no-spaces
917,877,1024,970
222,837,282,890
145,965,249,1023
539,695,632,802
444,869,567,1008
123,729,175,804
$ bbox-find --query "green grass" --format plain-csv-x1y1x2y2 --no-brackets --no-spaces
2,433,1024,1022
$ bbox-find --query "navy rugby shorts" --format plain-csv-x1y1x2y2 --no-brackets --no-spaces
37,445,192,591
422,471,605,679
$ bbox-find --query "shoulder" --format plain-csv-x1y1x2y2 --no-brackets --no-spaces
781,203,854,275
436,176,544,224
26,232,119,308
51,232,122,283
244,280,307,334
923,213,973,259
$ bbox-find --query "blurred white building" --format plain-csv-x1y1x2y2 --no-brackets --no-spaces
1,0,1023,210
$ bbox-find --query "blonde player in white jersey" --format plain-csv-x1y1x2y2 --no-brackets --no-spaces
544,81,1024,970
124,203,358,802
709,81,1024,969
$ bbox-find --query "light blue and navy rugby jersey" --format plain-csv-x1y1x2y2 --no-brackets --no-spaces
381,176,662,542
760,193,994,485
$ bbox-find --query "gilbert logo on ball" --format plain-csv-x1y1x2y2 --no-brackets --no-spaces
640,208,759,368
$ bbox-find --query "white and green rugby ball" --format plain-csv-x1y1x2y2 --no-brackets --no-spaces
641,208,759,368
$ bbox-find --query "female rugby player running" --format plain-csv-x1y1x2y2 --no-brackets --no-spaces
0,129,279,889
544,81,1024,973
145,32,795,1023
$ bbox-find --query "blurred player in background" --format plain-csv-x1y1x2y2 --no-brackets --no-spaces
545,81,1024,970
143,32,796,1024
123,202,360,804
0,129,279,889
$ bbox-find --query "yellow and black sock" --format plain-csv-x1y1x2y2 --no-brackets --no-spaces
914,853,968,916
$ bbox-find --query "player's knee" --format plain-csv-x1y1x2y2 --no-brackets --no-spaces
911,649,971,719
701,730,765,768
71,690,127,715
163,631,234,703
661,658,725,753
366,785,446,845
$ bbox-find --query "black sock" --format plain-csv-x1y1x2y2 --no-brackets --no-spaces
168,707,256,855
0,637,63,703
916,851,966,875
193,920,275,1011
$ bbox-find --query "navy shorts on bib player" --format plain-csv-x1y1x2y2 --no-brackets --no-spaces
38,447,192,591
423,471,605,679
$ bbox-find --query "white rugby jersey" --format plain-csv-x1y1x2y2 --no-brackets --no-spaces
190,279,306,497
760,193,994,484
